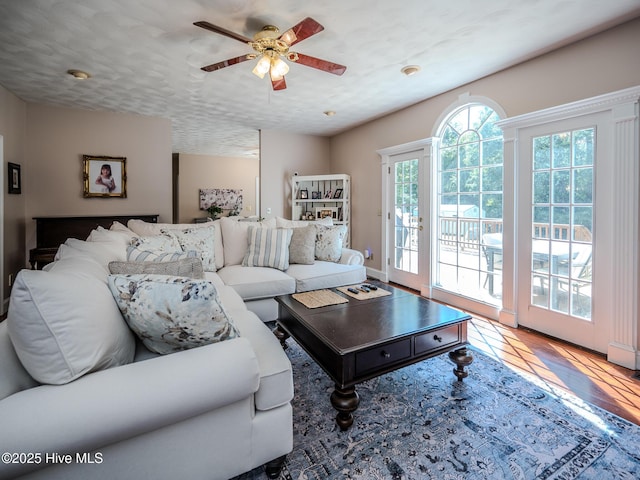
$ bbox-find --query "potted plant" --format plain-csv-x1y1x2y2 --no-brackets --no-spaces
206,203,223,220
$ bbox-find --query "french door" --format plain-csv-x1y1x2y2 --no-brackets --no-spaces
387,150,425,291
516,113,610,352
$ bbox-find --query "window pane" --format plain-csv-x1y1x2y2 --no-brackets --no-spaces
533,171,550,204
552,133,571,168
533,136,551,170
442,126,459,147
482,194,502,219
460,130,480,144
441,171,458,193
459,142,479,167
460,168,479,192
573,129,594,167
441,147,457,170
573,167,593,204
552,170,570,204
573,206,592,238
482,139,503,165
482,166,502,192
533,206,550,225
479,112,502,138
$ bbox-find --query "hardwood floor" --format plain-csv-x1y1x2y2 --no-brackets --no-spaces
386,283,640,426
467,316,640,426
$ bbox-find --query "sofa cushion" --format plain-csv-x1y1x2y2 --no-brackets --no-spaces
216,265,295,300
315,225,347,262
108,274,239,354
7,269,135,385
0,321,39,401
242,226,293,271
54,237,127,266
163,225,217,272
127,246,196,263
285,261,367,292
230,311,294,410
287,224,316,265
108,258,205,279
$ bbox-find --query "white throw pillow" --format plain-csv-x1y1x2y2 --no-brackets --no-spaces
315,224,347,262
7,269,135,385
220,216,277,266
87,225,135,247
108,274,239,355
163,225,216,272
242,227,293,271
54,237,127,265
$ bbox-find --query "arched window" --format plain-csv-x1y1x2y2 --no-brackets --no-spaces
435,103,504,306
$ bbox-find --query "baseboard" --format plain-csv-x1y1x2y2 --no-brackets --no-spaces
365,266,385,281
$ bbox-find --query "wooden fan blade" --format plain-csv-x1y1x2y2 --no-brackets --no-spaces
270,73,287,90
201,55,252,72
292,53,346,76
280,17,324,46
194,21,252,44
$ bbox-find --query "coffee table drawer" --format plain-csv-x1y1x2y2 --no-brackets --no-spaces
415,324,460,354
355,339,411,375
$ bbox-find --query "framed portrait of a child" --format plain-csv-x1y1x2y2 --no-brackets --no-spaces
83,155,127,198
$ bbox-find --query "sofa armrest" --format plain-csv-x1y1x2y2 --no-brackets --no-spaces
339,247,365,265
0,337,259,478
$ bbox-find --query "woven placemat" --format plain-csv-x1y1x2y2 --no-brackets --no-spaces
292,289,349,309
336,285,392,300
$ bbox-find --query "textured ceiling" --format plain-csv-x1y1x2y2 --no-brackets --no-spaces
1,0,639,158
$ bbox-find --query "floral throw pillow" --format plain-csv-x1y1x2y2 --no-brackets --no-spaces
162,225,216,272
315,225,347,262
108,274,239,355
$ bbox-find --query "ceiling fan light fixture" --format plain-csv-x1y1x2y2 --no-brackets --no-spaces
252,54,271,79
270,56,290,79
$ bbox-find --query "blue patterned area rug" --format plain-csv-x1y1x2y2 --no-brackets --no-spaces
236,341,640,479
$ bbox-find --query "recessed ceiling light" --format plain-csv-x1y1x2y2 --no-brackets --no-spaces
401,65,421,76
67,69,91,80
324,110,336,116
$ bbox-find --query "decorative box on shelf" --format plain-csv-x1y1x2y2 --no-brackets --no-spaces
291,174,350,247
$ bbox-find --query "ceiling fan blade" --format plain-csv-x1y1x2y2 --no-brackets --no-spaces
201,55,252,72
270,73,287,91
280,17,324,46
194,21,252,44
292,53,347,76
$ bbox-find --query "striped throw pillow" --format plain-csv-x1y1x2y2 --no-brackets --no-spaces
242,227,293,271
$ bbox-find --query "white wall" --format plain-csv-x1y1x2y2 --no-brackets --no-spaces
25,104,172,250
260,130,331,219
176,153,259,223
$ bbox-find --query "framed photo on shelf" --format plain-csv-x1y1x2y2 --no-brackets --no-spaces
299,189,308,199
83,155,127,198
312,191,322,199
333,188,343,199
8,162,21,194
324,190,332,198
316,207,338,220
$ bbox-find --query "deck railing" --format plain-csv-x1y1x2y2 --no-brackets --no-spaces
438,218,591,250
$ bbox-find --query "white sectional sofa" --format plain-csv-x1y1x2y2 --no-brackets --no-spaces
0,222,297,480
125,216,367,321
0,215,366,479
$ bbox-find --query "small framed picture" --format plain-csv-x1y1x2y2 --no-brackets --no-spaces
312,191,322,199
316,207,338,219
299,189,308,199
333,188,343,199
324,190,332,198
83,155,127,198
8,162,21,194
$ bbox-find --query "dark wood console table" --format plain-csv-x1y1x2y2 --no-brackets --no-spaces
29,214,158,269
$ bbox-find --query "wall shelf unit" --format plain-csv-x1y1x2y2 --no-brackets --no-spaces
291,174,350,246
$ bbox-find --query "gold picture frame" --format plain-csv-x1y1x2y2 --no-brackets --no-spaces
83,155,127,198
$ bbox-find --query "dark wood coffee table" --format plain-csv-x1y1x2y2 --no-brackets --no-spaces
274,283,473,430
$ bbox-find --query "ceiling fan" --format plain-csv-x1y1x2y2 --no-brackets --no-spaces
194,17,346,90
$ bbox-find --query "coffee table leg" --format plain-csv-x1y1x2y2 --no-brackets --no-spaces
330,385,360,431
272,324,290,350
449,347,474,381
